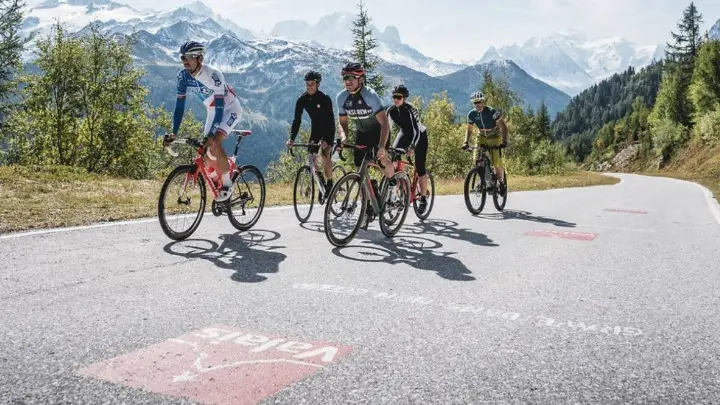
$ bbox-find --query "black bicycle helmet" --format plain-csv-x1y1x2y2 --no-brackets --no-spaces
179,41,205,57
392,84,409,98
341,62,365,77
304,70,322,82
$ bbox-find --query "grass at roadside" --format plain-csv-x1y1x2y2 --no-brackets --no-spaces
0,165,618,234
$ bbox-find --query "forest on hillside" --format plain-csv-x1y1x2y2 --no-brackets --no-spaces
551,2,720,169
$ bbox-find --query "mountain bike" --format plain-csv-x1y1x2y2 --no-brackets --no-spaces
288,140,347,223
462,144,508,214
323,143,411,247
158,130,266,241
388,147,435,220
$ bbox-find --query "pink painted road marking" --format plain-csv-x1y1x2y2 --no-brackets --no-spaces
524,229,598,241
604,208,648,214
77,325,354,405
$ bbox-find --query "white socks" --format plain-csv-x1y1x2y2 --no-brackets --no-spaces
222,172,232,188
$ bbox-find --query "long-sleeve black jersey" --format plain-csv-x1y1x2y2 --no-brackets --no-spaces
290,90,336,141
386,102,427,148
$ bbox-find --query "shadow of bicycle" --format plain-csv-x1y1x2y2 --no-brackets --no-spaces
332,230,477,281
401,218,500,247
299,220,324,233
163,230,286,283
475,209,576,228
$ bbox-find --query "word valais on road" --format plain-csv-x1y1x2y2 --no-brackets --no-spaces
77,325,353,405
604,208,649,214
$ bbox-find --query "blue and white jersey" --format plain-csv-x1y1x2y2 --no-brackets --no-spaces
172,65,239,135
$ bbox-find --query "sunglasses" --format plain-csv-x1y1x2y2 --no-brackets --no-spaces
180,55,198,61
392,94,404,100
343,75,359,81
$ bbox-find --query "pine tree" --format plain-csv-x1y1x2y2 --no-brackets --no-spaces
350,0,385,96
0,0,29,123
535,100,551,141
665,2,703,66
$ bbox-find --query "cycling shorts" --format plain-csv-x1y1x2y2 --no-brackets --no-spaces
204,100,242,139
393,130,429,176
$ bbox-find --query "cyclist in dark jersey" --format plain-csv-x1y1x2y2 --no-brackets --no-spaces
386,84,430,214
462,91,508,195
335,62,394,181
286,70,336,193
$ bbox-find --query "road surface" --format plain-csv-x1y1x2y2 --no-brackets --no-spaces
1,173,719,404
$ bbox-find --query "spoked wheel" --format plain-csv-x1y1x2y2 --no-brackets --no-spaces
464,166,487,215
158,164,206,241
293,165,314,223
380,172,411,238
228,164,265,231
413,170,435,220
493,169,508,211
324,172,365,247
327,164,349,215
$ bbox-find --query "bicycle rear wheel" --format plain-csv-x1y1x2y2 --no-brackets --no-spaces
324,172,365,247
380,172,411,237
493,169,508,211
413,170,435,220
228,165,265,231
293,165,314,223
464,166,486,214
158,164,206,241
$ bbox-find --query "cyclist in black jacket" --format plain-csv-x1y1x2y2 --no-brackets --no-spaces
287,70,336,193
386,84,431,214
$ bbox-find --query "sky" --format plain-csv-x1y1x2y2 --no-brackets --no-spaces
27,0,720,62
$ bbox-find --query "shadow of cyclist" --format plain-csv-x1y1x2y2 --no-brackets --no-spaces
400,218,500,247
475,209,576,228
163,230,286,283
332,230,476,281
299,220,324,233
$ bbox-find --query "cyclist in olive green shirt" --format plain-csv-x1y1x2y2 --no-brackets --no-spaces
462,91,508,195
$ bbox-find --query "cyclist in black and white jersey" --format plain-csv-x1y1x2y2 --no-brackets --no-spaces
335,62,395,182
386,84,431,214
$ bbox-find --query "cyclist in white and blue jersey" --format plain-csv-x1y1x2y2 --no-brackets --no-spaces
165,41,242,202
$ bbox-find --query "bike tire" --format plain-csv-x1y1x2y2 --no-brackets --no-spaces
228,164,265,231
324,172,366,247
380,171,411,238
293,165,314,223
413,170,435,220
493,169,508,211
464,166,486,215
157,164,206,241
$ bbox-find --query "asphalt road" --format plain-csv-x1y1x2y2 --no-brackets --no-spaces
1,173,719,405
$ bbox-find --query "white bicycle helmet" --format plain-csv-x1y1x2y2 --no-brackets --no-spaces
470,91,486,103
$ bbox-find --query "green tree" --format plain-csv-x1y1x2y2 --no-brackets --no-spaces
689,39,720,117
534,100,551,141
0,0,29,123
350,1,385,96
480,70,521,115
3,22,179,178
665,2,703,66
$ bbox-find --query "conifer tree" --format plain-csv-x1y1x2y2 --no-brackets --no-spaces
350,0,386,96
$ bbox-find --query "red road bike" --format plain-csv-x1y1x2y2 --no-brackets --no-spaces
158,130,266,240
388,147,435,221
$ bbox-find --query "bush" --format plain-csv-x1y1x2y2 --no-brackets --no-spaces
693,106,720,144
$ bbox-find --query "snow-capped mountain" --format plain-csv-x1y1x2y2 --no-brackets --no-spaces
478,30,664,96
270,12,467,77
18,0,571,172
710,19,720,40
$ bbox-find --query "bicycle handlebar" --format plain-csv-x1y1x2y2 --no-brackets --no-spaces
163,135,205,157
462,144,505,151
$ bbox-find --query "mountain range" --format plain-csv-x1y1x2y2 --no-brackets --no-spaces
16,0,673,173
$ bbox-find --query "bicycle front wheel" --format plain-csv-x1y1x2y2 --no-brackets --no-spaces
464,166,486,215
380,171,411,238
324,172,365,247
228,165,265,231
158,164,206,241
293,165,314,223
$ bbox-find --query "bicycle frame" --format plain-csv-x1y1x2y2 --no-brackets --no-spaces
289,141,333,198
165,129,252,200
389,147,420,204
339,143,389,216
